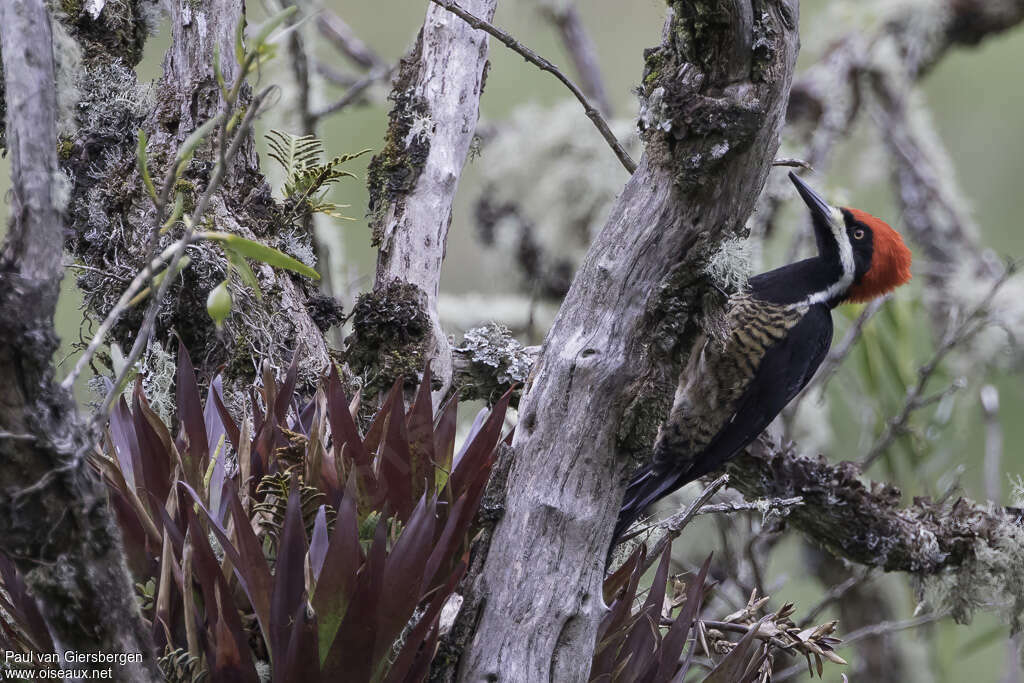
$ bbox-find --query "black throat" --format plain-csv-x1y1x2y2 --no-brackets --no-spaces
747,257,848,308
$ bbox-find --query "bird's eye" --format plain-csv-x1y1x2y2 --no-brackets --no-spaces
853,228,865,240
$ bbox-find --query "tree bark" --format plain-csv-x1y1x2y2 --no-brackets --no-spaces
352,0,496,400
455,2,800,680
0,1,157,678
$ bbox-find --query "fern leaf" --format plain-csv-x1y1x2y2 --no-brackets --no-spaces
265,129,324,183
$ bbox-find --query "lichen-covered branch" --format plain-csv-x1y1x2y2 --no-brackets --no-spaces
452,3,800,681
729,438,987,573
451,323,537,404
350,0,496,399
0,0,157,677
728,437,1024,627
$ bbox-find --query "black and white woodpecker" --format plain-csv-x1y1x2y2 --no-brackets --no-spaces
614,172,913,542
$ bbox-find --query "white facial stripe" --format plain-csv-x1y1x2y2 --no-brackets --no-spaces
796,205,855,307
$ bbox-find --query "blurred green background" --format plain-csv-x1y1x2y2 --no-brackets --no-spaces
3,0,1023,680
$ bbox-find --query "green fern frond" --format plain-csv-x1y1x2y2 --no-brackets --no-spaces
266,129,322,181
265,129,370,223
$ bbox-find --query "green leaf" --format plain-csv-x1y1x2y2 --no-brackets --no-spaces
207,280,232,329
204,232,319,280
175,115,222,167
137,130,157,202
161,193,185,234
234,16,246,67
213,45,227,99
226,249,263,299
251,5,297,51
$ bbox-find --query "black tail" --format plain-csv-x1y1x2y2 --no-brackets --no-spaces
611,463,688,545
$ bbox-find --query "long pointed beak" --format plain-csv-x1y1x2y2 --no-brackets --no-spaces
788,172,834,225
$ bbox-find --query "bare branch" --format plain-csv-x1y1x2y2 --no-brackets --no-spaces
429,0,636,174
0,0,158,675
454,3,801,679
633,475,730,576
799,571,873,628
353,0,497,400
696,496,803,518
316,10,384,70
312,63,393,119
538,2,613,116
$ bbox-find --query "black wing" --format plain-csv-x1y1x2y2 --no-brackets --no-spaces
682,303,833,481
615,304,833,541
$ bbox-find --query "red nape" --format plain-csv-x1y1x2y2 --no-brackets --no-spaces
844,208,913,303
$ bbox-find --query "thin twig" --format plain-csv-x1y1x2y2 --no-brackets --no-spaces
637,475,730,576
316,11,384,70
694,497,803,518
773,612,946,681
771,158,814,170
65,263,130,283
0,431,36,442
841,611,948,646
312,64,394,119
61,240,192,390
539,3,613,116
429,0,636,174
799,571,871,627
861,264,1016,468
316,62,360,87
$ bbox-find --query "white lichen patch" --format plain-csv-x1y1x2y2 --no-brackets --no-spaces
917,515,1024,629
140,339,177,424
459,323,532,386
703,236,751,293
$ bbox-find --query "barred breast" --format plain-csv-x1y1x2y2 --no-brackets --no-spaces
653,293,807,470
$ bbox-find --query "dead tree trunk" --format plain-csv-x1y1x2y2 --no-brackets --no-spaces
454,2,800,680
349,0,496,400
0,1,158,678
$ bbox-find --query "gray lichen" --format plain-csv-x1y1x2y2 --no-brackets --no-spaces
917,514,1024,630
453,323,532,403
703,235,751,293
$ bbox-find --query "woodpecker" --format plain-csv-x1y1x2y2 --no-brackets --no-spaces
614,172,913,542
